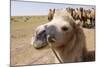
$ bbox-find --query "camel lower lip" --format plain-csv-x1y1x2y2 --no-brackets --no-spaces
33,44,42,49
33,43,47,49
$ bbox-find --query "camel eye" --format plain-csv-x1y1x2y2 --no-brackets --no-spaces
61,26,68,31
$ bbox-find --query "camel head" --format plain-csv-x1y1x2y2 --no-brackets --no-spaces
31,9,81,49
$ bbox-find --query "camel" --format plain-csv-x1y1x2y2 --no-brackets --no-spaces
31,9,95,63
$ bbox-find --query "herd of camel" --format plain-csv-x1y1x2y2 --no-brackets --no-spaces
48,7,95,28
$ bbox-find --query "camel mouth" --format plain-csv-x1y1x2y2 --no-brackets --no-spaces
33,35,56,49
32,27,48,49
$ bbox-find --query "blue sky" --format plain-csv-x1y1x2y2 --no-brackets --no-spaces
11,1,95,16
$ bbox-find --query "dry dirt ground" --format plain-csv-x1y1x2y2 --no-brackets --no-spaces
11,16,95,66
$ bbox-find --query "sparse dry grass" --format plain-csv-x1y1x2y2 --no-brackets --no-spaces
11,16,95,66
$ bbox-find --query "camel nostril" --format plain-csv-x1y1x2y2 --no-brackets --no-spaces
47,35,56,43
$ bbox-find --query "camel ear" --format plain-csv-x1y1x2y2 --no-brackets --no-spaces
75,20,82,28
73,20,82,30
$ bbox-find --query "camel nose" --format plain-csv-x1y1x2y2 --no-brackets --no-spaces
44,24,57,43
